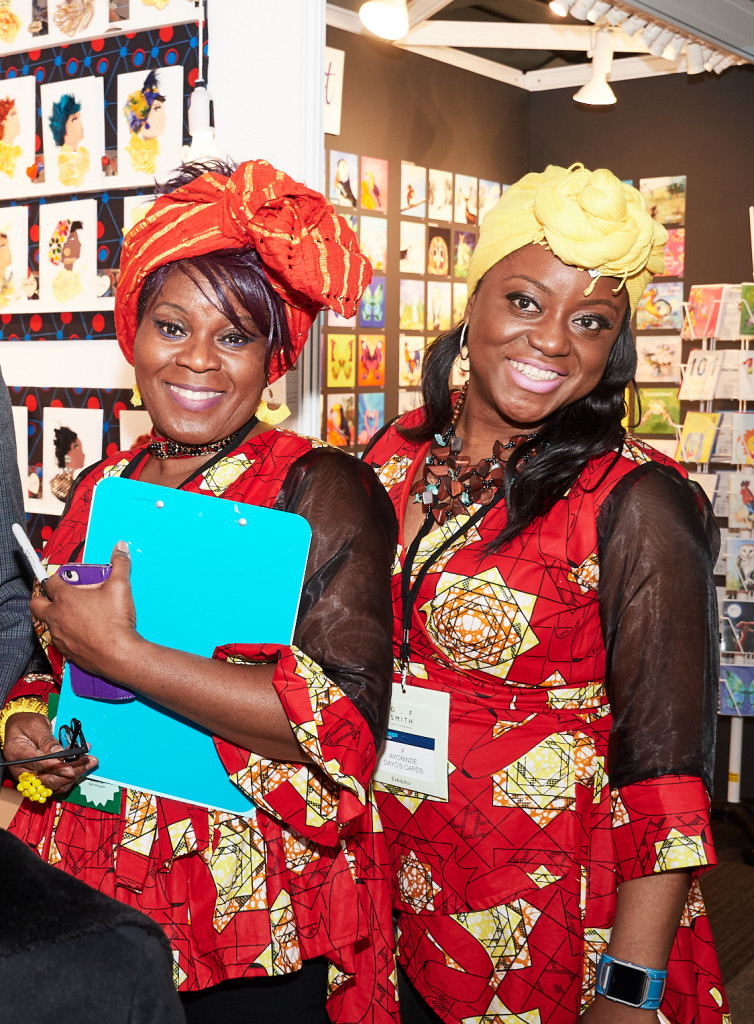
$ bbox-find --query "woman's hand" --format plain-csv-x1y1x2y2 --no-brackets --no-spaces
2,711,98,792
30,542,138,680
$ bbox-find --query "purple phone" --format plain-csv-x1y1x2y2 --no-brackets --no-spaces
57,563,135,703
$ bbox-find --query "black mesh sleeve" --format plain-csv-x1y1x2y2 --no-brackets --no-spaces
597,463,720,793
274,448,398,748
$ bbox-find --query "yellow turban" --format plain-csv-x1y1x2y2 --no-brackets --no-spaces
467,163,667,315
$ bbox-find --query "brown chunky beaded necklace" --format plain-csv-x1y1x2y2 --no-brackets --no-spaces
409,384,536,525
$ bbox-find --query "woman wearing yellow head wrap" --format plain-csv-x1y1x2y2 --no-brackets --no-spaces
365,163,727,1024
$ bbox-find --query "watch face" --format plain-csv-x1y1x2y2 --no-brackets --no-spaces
608,962,648,1005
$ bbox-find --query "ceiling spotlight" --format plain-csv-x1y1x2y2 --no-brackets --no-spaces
621,15,647,36
549,0,574,15
605,8,628,26
568,0,594,19
702,47,717,72
359,0,409,40
574,29,616,105
640,23,662,47
586,2,611,23
685,42,705,74
715,56,735,73
661,34,686,61
649,28,674,57
706,51,727,73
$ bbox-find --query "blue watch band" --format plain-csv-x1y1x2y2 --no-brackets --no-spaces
596,953,667,1011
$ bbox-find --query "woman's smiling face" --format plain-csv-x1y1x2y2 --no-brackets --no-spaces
133,268,267,446
463,243,629,439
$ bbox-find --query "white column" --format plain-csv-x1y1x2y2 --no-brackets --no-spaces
207,0,325,436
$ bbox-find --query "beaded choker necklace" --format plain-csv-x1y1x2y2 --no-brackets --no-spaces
148,416,257,460
409,384,536,525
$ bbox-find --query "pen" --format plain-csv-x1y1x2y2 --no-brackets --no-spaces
11,523,51,600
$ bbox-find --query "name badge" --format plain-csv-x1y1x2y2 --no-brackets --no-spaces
374,683,450,800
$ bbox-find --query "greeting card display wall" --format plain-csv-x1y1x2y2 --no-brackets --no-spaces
0,11,202,551
676,282,754,839
322,149,506,450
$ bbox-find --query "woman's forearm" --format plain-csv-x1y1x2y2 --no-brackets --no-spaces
102,634,310,763
607,869,691,967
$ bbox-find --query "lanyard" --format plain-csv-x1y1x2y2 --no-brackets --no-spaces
399,488,506,690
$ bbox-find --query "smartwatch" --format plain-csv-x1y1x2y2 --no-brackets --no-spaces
595,953,667,1011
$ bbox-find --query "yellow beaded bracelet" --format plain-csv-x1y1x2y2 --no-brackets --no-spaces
16,771,53,803
0,697,49,747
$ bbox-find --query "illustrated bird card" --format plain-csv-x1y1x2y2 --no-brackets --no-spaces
726,537,754,592
677,349,723,402
0,76,36,194
427,281,452,333
740,284,754,337
399,334,425,387
117,65,184,187
454,231,476,280
639,174,686,225
427,227,451,277
675,411,721,464
732,412,754,466
359,275,385,329
635,335,681,383
632,387,680,436
360,155,388,213
0,205,36,312
636,281,683,331
401,162,426,218
454,173,478,225
478,179,502,224
357,392,384,446
399,279,425,331
656,227,685,278
41,77,105,191
720,664,754,716
428,169,453,222
38,198,99,306
329,150,358,208
721,599,754,655
728,473,754,532
682,285,725,340
326,333,356,388
358,334,385,388
400,220,426,276
359,215,387,272
325,392,355,448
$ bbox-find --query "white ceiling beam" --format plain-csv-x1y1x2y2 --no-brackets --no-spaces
325,4,366,34
404,21,650,53
407,0,454,30
396,44,526,87
525,52,682,90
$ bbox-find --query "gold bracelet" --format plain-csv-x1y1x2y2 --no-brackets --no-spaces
0,697,49,747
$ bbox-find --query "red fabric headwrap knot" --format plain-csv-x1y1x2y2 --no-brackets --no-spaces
115,159,372,382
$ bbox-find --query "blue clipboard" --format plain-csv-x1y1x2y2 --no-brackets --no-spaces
55,476,312,814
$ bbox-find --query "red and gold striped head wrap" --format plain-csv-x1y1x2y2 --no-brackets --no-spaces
116,159,372,382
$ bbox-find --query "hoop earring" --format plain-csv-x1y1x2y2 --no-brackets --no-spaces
459,322,469,368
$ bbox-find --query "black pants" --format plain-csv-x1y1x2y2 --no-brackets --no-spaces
180,957,329,1024
398,966,445,1024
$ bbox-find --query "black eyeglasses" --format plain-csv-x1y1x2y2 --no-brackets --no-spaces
0,718,89,768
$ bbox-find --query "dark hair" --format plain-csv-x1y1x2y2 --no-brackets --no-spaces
135,159,293,377
54,426,77,468
49,93,81,147
401,306,635,550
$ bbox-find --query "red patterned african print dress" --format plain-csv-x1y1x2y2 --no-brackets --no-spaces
367,411,729,1024
6,428,399,1024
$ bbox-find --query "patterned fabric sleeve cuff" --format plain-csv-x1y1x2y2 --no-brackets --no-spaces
611,775,716,883
0,694,50,746
213,643,376,844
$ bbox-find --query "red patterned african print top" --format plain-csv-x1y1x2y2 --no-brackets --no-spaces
6,428,399,1024
366,410,728,1024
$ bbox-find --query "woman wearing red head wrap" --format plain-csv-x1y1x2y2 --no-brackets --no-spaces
0,160,398,1024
